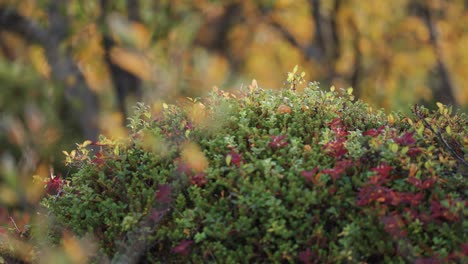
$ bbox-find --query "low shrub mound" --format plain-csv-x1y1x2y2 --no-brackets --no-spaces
43,73,467,263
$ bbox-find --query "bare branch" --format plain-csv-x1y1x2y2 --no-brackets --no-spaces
126,0,141,22
265,16,321,61
0,4,100,140
413,105,468,167
415,3,458,106
310,0,326,55
0,7,48,44
330,0,341,61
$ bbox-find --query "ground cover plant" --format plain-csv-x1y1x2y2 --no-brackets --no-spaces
42,69,467,263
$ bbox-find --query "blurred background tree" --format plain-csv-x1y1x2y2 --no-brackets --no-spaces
0,0,467,262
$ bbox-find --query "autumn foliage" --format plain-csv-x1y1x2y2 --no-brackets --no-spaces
40,71,467,262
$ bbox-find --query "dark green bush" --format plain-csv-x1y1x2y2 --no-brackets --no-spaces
43,71,467,263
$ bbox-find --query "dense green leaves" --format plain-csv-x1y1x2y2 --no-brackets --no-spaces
44,77,467,262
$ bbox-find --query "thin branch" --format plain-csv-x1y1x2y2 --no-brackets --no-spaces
0,4,100,140
418,3,458,106
126,0,141,22
330,0,341,62
8,216,21,233
413,105,468,167
266,16,321,61
310,0,326,55
111,183,180,263
349,17,361,97
99,0,142,121
0,7,47,44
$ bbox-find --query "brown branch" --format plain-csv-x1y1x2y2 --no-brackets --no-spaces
418,4,458,106
266,16,321,61
110,181,183,263
330,0,341,62
99,0,143,121
349,17,361,97
126,0,141,22
0,4,100,140
0,7,48,44
110,206,171,264
310,0,326,56
413,105,468,167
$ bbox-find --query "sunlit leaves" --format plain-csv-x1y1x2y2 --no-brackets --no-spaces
181,142,209,173
110,47,152,80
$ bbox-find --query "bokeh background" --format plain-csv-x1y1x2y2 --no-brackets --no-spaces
0,0,467,262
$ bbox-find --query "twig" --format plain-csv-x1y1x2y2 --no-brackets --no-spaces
413,106,468,167
8,216,21,234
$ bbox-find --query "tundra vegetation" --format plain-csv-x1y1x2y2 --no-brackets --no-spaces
38,69,467,263
1,1,468,262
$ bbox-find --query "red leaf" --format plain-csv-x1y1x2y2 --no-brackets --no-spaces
328,118,349,138
381,214,407,238
322,159,353,182
371,162,393,179
269,135,289,148
190,173,207,187
394,132,416,146
407,147,422,157
184,122,193,130
149,208,163,222
414,257,440,264
227,149,243,167
91,141,107,146
156,184,172,204
363,125,385,137
357,185,392,206
301,167,319,183
175,158,192,175
172,240,193,256
91,152,105,166
298,248,314,264
407,177,436,190
323,139,347,158
45,174,64,195
461,243,468,255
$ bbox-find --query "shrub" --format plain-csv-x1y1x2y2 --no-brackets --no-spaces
43,71,467,263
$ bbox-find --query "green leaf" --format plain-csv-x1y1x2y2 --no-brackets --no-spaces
445,126,451,135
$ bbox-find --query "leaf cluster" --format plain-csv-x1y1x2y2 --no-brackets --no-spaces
43,74,467,262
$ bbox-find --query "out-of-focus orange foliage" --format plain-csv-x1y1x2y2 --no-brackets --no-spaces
0,0,467,262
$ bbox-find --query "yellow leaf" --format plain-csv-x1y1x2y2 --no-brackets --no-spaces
187,102,207,126
110,47,152,80
181,142,208,173
293,65,298,73
62,232,96,264
82,140,92,147
446,126,451,135
29,45,50,78
388,114,395,125
249,79,258,92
